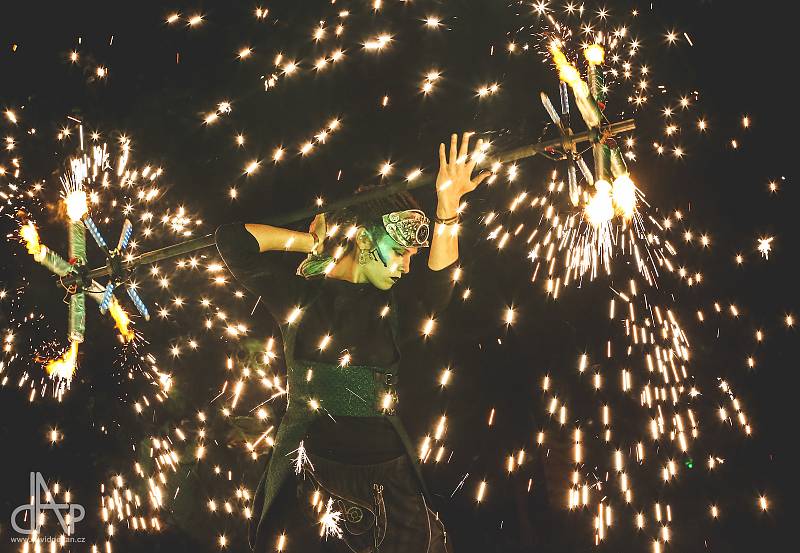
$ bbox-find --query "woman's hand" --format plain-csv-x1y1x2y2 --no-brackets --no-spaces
308,212,326,254
435,132,491,219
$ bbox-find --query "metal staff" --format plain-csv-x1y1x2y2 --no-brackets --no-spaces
63,119,634,287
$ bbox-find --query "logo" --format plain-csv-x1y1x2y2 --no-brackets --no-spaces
10,473,85,536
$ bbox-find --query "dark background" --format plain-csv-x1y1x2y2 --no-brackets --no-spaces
1,1,795,551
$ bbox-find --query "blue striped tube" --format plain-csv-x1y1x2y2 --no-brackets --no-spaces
126,286,150,320
99,282,115,313
84,217,108,250
117,219,133,250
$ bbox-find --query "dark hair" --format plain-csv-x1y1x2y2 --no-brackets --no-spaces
321,185,421,255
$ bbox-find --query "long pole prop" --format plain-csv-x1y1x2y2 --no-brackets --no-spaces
63,118,634,286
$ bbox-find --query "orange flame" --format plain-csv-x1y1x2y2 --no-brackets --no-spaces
20,222,44,259
46,340,79,380
108,297,135,342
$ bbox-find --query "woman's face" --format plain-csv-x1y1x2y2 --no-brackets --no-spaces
361,229,418,290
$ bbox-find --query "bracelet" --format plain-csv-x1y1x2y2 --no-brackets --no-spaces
434,213,459,225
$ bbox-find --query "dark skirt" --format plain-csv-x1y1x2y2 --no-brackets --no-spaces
256,453,452,553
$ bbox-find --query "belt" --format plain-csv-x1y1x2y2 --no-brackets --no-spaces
288,360,398,417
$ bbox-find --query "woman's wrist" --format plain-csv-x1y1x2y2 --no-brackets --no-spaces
434,213,459,225
435,200,459,221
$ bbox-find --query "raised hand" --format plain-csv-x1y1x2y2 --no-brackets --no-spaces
435,132,491,219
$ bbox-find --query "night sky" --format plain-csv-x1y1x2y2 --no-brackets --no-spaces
1,1,795,552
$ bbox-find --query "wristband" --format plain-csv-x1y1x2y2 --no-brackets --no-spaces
434,213,459,225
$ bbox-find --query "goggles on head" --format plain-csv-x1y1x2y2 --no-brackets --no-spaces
382,209,430,248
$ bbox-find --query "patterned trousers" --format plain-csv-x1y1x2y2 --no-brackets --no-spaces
257,454,452,553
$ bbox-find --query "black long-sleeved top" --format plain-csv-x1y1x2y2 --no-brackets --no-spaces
216,223,455,463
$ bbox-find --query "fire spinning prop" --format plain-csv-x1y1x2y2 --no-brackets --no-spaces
19,131,150,392
2,3,784,552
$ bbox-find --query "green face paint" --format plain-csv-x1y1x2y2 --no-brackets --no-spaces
363,229,416,290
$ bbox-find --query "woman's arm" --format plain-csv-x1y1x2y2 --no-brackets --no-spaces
244,222,319,254
428,222,459,271
428,132,490,270
393,133,488,319
215,223,316,320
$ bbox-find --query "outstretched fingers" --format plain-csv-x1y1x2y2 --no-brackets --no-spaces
466,138,483,174
458,131,473,162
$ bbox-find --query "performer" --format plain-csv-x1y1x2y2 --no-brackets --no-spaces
216,133,489,552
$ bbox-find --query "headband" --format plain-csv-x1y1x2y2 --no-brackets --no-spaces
382,209,430,248
297,209,430,279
